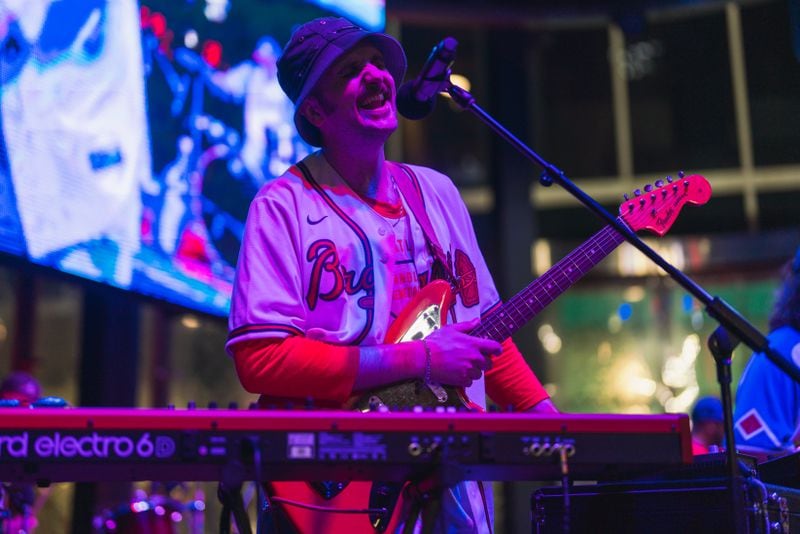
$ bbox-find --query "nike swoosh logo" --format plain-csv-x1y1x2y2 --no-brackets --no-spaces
306,214,328,225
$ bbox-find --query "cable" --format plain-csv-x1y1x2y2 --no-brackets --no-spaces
269,496,386,515
559,444,570,534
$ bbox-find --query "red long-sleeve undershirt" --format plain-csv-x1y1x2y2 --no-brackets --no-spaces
230,335,549,411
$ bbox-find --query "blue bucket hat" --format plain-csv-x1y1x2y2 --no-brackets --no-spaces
276,17,407,146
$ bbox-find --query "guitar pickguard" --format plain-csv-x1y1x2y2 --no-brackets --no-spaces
396,304,441,343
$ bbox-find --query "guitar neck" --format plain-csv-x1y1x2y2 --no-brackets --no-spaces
472,219,627,342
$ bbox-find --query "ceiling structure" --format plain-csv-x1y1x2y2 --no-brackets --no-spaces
386,0,800,277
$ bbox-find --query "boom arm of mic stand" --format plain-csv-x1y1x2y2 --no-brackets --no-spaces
445,82,800,386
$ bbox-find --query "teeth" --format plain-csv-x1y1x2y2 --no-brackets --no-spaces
361,93,385,107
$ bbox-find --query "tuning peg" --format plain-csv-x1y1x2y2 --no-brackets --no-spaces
678,170,685,178
187,401,196,409
207,401,218,409
666,175,673,183
623,193,630,201
633,188,642,196
228,401,238,410
655,179,664,188
644,184,653,192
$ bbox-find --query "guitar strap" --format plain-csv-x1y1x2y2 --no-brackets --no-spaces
391,162,456,287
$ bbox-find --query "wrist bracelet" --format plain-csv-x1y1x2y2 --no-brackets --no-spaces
422,339,432,384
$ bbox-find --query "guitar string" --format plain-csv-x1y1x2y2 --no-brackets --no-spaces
508,224,625,316
480,186,679,341
474,221,626,342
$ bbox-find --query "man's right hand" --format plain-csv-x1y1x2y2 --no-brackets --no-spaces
423,318,501,387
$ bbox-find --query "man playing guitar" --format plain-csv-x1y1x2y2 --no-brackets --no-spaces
226,15,555,534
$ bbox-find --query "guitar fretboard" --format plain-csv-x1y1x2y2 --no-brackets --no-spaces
472,219,627,342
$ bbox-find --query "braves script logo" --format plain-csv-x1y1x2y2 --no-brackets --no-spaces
306,240,374,310
453,249,479,307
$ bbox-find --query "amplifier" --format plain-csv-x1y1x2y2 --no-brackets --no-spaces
531,476,800,534
758,451,800,489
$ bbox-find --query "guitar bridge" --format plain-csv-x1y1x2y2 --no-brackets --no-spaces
427,383,448,403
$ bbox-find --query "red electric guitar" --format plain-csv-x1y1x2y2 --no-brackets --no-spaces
270,174,712,533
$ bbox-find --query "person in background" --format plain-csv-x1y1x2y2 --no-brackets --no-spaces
690,395,725,455
226,16,556,533
733,246,800,459
206,36,301,184
1,0,150,287
0,370,40,406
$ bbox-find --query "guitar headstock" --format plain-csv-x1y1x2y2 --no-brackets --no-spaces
619,173,712,236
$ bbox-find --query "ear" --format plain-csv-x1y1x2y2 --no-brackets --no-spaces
300,96,325,128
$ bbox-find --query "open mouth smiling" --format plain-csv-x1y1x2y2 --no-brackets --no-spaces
358,86,391,111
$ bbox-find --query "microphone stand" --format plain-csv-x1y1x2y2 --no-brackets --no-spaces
707,325,748,530
440,77,795,531
443,78,799,383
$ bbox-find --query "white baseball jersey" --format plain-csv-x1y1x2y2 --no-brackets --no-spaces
227,150,502,405
226,150,502,533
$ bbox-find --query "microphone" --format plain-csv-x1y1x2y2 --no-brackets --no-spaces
397,37,458,120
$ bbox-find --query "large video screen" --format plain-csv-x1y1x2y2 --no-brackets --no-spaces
0,0,385,316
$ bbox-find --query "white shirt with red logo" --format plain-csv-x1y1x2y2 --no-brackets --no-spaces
226,151,502,533
227,150,501,408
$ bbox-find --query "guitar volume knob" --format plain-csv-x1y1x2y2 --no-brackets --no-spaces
408,442,423,457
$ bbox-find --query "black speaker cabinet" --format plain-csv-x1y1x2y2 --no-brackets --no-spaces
531,476,800,534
